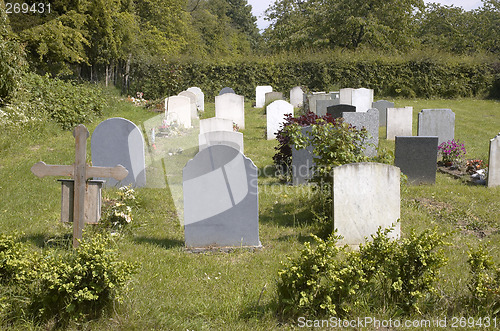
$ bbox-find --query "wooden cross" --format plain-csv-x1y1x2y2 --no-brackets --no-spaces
31,124,128,247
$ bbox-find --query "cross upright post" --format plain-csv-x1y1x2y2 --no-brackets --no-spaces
31,124,128,247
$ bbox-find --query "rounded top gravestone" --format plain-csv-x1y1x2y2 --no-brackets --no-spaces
219,87,235,95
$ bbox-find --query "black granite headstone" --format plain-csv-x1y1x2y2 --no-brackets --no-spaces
394,136,439,185
327,104,356,119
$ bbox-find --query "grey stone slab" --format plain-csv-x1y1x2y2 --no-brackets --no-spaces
256,85,273,108
199,131,244,153
178,90,198,118
326,104,356,118
372,100,394,126
91,117,146,187
307,93,331,114
290,86,304,107
417,109,455,146
266,100,294,140
186,86,205,112
394,136,438,185
265,91,283,106
219,87,235,95
386,107,413,140
488,133,500,188
183,145,260,247
291,126,315,185
199,117,234,135
333,162,401,245
165,95,191,128
342,108,379,157
215,93,245,129
316,99,340,116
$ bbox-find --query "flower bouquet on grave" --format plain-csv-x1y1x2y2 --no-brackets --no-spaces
438,139,466,168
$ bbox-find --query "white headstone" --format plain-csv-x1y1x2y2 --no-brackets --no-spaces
165,95,191,128
256,86,273,108
199,117,234,135
266,100,294,140
91,117,146,187
199,131,244,153
488,133,500,188
333,162,400,245
178,91,198,119
386,107,413,140
417,109,455,146
340,88,374,112
183,145,260,247
215,93,245,129
186,86,205,112
290,86,304,107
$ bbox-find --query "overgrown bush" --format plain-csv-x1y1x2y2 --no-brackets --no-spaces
277,227,448,319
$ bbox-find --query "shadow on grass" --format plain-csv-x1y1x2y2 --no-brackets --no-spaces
132,236,184,249
22,233,73,249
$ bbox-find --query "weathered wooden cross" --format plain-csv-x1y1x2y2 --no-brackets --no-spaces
31,124,128,247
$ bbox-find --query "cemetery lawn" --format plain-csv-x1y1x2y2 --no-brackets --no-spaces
1,92,500,329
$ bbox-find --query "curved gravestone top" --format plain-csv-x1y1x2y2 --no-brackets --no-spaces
199,131,244,153
179,90,198,119
219,87,235,95
183,145,259,248
326,104,356,118
186,86,205,111
91,117,146,188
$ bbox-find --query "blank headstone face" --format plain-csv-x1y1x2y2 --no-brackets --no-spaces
333,162,400,245
487,133,500,188
199,117,234,135
186,86,205,112
372,100,394,126
327,104,356,118
178,90,198,119
316,99,340,117
199,131,244,153
290,86,304,107
395,136,438,185
308,93,331,114
256,85,273,108
292,126,315,185
165,95,191,128
266,100,294,140
219,87,235,95
386,107,413,140
342,108,379,157
183,145,260,247
417,109,455,146
340,88,374,112
265,91,283,105
91,117,146,188
215,93,245,129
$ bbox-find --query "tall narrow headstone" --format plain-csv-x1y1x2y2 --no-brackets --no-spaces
219,87,235,95
200,117,234,135
372,100,394,126
91,118,146,187
183,145,260,247
290,86,304,108
327,104,356,119
199,131,244,153
165,95,191,128
292,126,315,185
386,107,413,140
342,108,379,157
215,93,245,129
487,133,500,188
186,87,205,112
333,163,400,245
395,136,438,184
256,86,273,108
417,109,455,146
316,99,340,116
266,100,294,140
178,90,198,119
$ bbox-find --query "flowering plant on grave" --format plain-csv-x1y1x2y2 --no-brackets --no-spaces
438,139,466,164
466,159,485,174
102,185,137,231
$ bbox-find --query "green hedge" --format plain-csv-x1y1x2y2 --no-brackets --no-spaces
128,57,499,101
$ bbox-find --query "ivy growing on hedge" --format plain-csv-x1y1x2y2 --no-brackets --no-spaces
128,56,498,101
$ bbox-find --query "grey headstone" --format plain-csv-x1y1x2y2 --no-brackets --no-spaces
264,91,283,106
326,104,356,118
342,108,379,157
395,136,438,185
219,87,235,95
186,86,205,112
215,93,245,129
256,85,273,108
199,131,244,153
266,100,294,140
290,86,304,107
307,93,331,114
91,117,146,187
291,126,315,185
417,109,455,146
386,107,413,140
316,99,340,116
372,100,394,126
333,162,401,245
183,145,260,247
488,133,500,188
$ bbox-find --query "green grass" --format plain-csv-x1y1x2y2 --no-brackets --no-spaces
1,92,500,329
